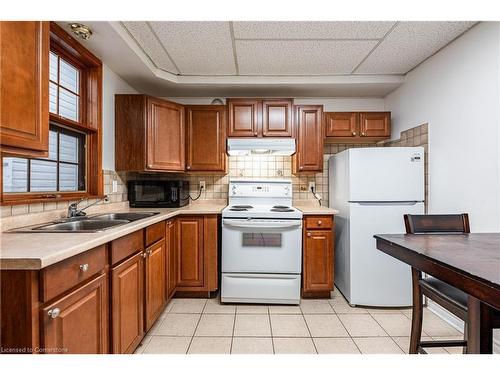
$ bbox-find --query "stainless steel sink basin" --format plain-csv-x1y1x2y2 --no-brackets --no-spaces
90,212,159,222
8,211,160,233
31,219,130,232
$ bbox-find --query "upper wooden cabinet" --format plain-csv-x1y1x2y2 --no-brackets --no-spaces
325,112,391,142
185,105,227,172
227,98,293,137
0,21,49,157
115,95,185,172
262,99,293,137
292,105,324,173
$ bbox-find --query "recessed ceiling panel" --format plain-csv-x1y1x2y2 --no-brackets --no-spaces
149,21,236,75
233,21,396,40
122,22,179,74
355,21,476,74
236,40,377,75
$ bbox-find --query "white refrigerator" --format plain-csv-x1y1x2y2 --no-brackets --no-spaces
329,147,424,307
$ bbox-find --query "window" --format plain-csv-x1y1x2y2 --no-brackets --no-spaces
3,126,85,193
49,52,81,122
1,22,103,205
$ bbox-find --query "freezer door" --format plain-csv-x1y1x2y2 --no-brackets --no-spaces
349,201,424,307
349,147,424,202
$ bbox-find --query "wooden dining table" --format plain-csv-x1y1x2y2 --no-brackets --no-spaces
374,233,500,354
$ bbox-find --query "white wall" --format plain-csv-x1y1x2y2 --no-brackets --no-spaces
102,64,138,170
385,22,500,233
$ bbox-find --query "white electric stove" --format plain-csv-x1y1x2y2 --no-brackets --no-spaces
221,179,303,305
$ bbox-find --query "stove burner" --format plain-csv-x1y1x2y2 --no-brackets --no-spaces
271,207,294,212
232,205,253,209
272,205,290,209
229,208,248,211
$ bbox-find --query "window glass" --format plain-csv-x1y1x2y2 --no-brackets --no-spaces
49,52,80,122
30,160,57,192
2,158,28,193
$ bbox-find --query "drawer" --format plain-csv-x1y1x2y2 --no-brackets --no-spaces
40,245,106,302
145,221,165,246
110,230,144,265
304,216,333,230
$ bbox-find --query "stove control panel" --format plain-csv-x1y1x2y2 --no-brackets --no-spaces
229,179,292,198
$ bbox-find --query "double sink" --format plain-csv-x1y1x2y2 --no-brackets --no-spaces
12,212,160,233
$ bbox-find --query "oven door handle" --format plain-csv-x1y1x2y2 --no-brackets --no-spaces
223,219,302,229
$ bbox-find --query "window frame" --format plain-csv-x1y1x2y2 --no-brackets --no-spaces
1,22,103,206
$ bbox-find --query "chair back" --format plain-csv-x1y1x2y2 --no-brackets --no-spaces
404,214,470,234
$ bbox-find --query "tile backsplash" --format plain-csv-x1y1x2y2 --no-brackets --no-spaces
1,123,428,218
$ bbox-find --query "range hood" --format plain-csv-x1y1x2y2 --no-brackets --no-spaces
227,138,296,156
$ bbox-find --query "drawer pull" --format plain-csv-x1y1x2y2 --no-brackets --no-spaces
48,308,60,319
317,220,322,225
141,251,147,258
307,232,311,237
79,264,89,272
146,249,152,256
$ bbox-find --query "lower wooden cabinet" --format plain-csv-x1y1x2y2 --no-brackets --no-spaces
176,215,218,293
111,252,144,354
166,219,177,299
302,215,334,298
41,273,108,354
144,239,166,330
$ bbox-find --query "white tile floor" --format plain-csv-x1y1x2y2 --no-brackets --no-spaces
135,291,463,354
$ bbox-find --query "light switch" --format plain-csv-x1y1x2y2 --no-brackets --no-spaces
112,180,118,193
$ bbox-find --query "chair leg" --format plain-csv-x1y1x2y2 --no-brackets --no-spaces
409,268,423,354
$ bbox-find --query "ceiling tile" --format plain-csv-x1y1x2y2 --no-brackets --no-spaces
236,40,377,75
122,22,179,74
149,22,236,75
355,21,476,74
233,21,396,40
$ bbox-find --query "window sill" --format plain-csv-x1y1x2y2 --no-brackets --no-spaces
1,193,106,206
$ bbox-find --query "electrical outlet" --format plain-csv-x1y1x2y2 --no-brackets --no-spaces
112,180,118,193
309,181,316,192
199,180,206,190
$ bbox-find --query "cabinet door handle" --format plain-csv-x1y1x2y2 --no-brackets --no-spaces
317,220,322,225
307,232,312,237
141,251,147,258
361,132,365,136
79,263,89,272
146,249,152,256
48,308,60,319
299,166,303,170
254,132,258,136
352,131,356,136
186,165,191,170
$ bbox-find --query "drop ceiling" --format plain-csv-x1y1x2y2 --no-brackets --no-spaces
57,21,476,97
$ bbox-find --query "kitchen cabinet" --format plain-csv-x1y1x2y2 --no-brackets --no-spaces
0,21,49,157
185,105,227,172
292,105,324,173
324,112,391,142
41,273,108,354
111,252,144,354
115,95,185,172
302,215,334,298
227,98,293,137
166,219,177,299
144,239,166,330
176,215,218,293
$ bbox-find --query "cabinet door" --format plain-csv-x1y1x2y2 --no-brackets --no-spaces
186,105,227,172
146,98,185,171
303,230,333,293
227,99,260,137
359,112,391,138
0,21,49,156
325,112,358,137
145,239,166,330
111,252,144,354
41,273,108,354
177,217,204,288
166,220,177,299
262,99,293,137
294,105,324,173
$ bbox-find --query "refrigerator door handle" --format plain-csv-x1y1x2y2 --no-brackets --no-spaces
349,201,421,206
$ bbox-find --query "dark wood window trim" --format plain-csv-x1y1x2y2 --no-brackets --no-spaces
1,22,103,206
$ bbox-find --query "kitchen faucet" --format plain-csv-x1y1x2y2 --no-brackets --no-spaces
67,195,109,218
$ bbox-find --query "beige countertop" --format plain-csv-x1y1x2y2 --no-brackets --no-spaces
0,203,225,270
294,204,339,215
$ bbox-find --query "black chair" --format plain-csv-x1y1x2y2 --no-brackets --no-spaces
404,213,471,354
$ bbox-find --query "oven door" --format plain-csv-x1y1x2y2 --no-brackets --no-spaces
222,218,302,273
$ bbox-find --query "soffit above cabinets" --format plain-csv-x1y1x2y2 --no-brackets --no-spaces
57,21,477,97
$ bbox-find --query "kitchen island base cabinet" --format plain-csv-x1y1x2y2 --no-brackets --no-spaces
41,273,108,354
111,252,144,354
302,215,334,298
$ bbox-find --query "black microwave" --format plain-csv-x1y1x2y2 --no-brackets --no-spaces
128,180,189,208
